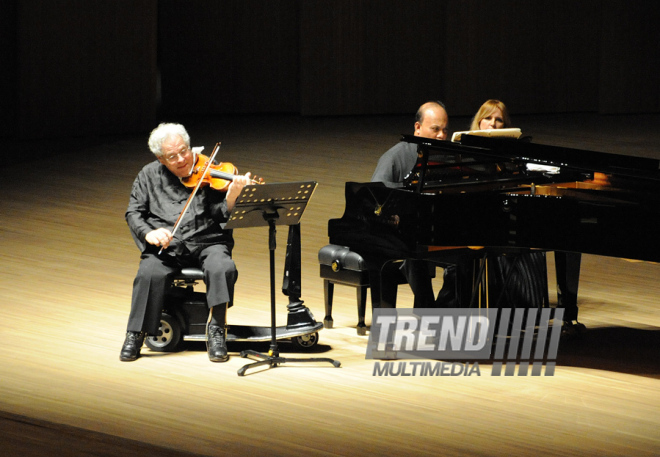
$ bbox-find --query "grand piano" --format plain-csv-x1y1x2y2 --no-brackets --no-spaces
327,133,660,327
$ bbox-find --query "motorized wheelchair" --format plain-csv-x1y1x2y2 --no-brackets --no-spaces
144,266,323,353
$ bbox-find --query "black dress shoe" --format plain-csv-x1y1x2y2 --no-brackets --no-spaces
120,331,144,362
207,324,229,362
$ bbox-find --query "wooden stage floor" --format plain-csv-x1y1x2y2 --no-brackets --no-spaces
1,113,659,456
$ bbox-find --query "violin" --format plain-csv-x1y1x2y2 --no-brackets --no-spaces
181,153,263,191
159,143,262,255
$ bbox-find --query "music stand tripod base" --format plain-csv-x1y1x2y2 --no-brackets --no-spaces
237,349,341,377
225,181,341,376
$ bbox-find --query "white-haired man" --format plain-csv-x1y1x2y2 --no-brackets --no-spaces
121,123,252,362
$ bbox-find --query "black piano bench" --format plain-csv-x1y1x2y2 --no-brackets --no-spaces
318,244,372,335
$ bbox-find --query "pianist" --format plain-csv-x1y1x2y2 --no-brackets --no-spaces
371,101,449,187
370,101,454,308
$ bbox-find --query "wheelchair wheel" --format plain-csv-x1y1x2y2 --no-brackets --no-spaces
290,332,319,350
145,312,183,352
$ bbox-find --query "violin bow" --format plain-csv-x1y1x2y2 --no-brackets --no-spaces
158,142,221,255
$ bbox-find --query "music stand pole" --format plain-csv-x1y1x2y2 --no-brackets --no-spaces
267,216,278,356
225,181,340,376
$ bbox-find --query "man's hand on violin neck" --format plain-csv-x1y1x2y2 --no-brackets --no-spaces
146,228,173,248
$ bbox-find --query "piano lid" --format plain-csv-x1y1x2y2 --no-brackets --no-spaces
331,134,660,263
400,133,660,195
399,134,574,193
404,133,660,176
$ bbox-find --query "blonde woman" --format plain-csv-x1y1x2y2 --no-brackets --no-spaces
469,99,511,130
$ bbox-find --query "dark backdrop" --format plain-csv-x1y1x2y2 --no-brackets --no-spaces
2,0,658,142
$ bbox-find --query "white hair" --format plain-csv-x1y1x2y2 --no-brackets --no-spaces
148,123,191,156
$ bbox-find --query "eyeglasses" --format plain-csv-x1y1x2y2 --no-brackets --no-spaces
163,148,191,163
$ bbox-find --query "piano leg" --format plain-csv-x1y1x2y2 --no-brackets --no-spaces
555,251,586,334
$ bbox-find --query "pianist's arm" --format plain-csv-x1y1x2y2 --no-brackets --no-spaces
371,141,418,188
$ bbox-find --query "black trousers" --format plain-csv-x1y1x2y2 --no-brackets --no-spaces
126,244,237,335
400,259,436,308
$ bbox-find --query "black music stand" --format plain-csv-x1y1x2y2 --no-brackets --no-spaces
225,181,341,376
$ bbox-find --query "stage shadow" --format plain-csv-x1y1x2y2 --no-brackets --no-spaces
357,323,660,379
555,326,660,378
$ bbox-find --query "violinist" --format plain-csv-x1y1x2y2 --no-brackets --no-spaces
120,122,252,363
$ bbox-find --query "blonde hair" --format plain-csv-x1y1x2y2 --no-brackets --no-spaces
469,100,511,131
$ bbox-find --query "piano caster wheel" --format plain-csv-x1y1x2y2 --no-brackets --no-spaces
562,321,587,338
357,325,367,336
